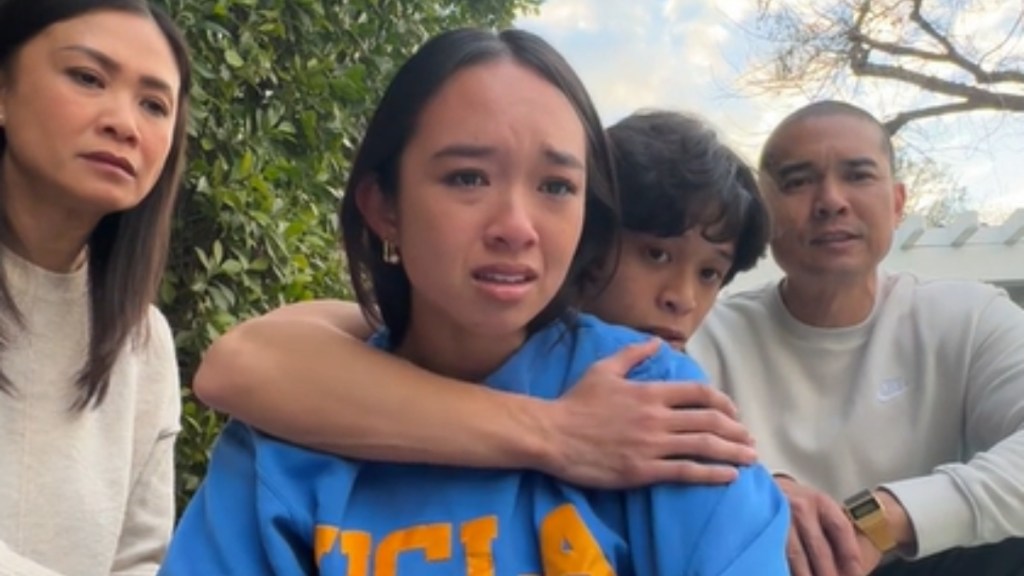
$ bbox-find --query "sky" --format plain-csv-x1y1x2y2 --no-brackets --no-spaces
516,0,1024,224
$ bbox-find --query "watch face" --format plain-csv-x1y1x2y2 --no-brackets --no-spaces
851,498,881,519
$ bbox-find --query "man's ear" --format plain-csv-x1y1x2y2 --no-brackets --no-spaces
892,181,907,225
355,176,399,243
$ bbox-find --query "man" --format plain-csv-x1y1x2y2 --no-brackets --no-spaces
689,100,1024,575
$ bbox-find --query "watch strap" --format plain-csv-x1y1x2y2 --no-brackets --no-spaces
843,489,897,553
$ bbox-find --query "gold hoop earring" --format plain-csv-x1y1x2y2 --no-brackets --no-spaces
382,241,401,264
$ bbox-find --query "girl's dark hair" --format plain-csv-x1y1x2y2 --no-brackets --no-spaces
0,0,192,409
340,28,618,345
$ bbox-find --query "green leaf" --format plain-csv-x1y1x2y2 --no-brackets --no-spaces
224,48,244,68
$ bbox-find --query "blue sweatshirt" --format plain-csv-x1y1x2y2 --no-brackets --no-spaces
162,314,788,575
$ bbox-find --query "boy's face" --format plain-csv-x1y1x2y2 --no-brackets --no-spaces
584,228,734,350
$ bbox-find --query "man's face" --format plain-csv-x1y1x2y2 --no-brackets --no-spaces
761,114,906,285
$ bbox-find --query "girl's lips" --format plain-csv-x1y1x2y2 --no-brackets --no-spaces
470,264,538,283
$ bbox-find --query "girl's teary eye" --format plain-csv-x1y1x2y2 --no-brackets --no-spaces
539,179,578,196
444,171,488,188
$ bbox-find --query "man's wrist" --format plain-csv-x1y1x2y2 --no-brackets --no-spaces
873,488,917,552
844,488,899,554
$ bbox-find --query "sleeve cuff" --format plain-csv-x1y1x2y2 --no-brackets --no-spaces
881,473,976,559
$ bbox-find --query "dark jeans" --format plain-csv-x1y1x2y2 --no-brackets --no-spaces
872,539,1024,576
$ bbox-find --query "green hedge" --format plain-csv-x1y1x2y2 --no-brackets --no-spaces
155,0,540,512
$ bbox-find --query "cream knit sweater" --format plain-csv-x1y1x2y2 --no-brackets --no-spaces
0,250,180,575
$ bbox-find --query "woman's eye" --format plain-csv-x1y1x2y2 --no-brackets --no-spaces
68,69,103,88
142,99,170,118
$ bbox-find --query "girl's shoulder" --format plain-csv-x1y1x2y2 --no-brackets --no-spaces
548,314,707,384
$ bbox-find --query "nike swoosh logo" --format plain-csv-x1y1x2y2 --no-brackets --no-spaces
877,378,908,402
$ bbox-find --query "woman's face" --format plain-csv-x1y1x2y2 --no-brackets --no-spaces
363,59,587,345
0,9,180,219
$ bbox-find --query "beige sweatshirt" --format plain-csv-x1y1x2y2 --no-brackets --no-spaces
0,250,181,575
689,271,1024,558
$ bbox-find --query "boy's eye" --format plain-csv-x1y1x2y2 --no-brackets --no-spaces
700,268,725,285
444,171,488,187
645,247,670,264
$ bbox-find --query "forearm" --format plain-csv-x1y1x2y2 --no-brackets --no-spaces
193,315,557,469
881,427,1024,558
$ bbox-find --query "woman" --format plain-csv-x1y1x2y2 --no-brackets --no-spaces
165,28,787,575
0,0,190,573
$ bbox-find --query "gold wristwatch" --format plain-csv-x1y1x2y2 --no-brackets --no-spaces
843,489,897,553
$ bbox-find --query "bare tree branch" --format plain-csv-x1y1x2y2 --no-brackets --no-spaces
852,59,1024,109
885,101,986,133
906,0,1024,83
852,33,1024,84
908,0,970,64
851,33,951,63
979,10,1024,64
739,0,1023,219
746,0,1024,135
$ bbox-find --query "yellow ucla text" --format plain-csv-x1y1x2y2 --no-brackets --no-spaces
314,504,615,575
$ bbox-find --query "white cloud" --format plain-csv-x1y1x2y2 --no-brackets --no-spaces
519,0,654,35
715,1,757,23
520,1,747,111
517,0,599,31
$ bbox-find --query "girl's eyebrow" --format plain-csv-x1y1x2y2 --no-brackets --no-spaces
543,146,583,170
431,143,583,171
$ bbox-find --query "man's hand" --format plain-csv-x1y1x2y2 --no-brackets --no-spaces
855,532,883,575
540,338,757,489
776,476,868,576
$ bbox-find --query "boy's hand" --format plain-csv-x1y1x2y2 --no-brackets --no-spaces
540,339,757,489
